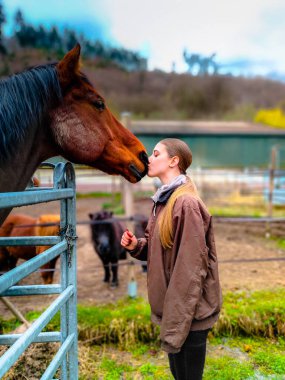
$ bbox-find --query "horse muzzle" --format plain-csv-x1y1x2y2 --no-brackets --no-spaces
129,151,149,181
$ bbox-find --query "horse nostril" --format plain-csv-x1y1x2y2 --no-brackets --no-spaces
139,151,149,165
139,151,149,176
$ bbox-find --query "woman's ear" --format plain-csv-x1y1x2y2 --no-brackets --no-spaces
169,156,180,168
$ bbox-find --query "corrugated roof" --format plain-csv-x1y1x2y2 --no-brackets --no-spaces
129,120,285,135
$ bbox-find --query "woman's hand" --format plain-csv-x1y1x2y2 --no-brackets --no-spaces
121,229,138,250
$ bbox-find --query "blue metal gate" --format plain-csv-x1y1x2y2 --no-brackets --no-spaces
0,162,78,379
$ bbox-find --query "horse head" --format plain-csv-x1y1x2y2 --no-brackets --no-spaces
89,211,114,256
89,211,113,221
51,44,148,183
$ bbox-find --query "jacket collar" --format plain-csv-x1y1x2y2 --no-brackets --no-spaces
151,174,187,205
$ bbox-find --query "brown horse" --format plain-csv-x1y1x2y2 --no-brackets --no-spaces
0,214,60,284
0,44,148,225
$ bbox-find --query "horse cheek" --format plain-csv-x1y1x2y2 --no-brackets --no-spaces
51,108,104,162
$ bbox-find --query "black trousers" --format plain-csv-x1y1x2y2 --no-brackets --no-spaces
168,329,209,380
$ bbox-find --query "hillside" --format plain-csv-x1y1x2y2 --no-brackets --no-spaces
1,49,285,120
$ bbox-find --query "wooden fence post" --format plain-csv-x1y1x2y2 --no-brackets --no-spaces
268,146,277,218
121,112,137,297
266,146,277,238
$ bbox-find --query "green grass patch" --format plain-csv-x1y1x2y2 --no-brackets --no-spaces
209,205,285,218
214,288,285,338
209,336,285,378
204,356,255,380
3,292,285,379
78,343,171,380
3,289,285,347
275,238,285,250
102,202,125,215
253,351,285,374
23,298,159,349
0,317,21,334
76,191,116,199
209,205,265,217
99,357,133,379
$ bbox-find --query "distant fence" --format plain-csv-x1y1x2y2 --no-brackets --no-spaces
0,162,78,380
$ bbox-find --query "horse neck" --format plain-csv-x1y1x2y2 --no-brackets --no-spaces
0,122,56,225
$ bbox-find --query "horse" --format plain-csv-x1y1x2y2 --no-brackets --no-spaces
89,210,127,288
0,44,148,225
133,214,148,272
0,214,60,284
89,211,148,286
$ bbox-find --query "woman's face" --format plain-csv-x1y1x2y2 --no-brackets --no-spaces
148,142,173,178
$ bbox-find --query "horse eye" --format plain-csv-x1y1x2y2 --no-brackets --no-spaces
92,99,105,111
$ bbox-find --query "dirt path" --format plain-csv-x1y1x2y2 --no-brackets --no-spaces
1,198,285,319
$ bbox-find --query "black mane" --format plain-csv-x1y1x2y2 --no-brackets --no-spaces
0,64,62,164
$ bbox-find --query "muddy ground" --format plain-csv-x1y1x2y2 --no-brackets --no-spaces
1,197,285,319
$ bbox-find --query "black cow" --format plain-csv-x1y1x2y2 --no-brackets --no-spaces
89,211,127,288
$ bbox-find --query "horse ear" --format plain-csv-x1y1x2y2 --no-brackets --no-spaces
88,213,93,220
57,44,81,88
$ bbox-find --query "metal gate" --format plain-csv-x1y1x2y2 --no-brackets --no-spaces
0,162,78,379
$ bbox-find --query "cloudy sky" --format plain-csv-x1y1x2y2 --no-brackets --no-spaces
3,0,285,78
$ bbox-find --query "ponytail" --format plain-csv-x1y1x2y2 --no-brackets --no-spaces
158,178,200,249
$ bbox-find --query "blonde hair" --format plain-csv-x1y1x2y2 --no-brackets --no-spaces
158,178,200,249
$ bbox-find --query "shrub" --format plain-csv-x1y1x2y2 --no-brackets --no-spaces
254,108,285,129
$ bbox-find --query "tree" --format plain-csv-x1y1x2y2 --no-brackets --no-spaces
0,1,6,53
14,9,24,32
63,28,77,51
48,26,62,52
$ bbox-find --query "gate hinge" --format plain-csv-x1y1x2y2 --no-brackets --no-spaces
59,224,78,267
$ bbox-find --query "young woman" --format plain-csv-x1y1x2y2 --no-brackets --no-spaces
121,138,222,380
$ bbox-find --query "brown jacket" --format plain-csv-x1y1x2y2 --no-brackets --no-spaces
130,192,222,353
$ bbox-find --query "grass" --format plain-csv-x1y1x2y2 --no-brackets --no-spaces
14,298,159,349
77,336,285,379
0,317,21,334
209,336,285,378
75,189,285,218
2,288,285,341
206,190,285,218
214,288,285,337
3,290,285,378
274,238,285,250
78,344,172,379
76,191,117,199
210,205,285,218
204,356,255,380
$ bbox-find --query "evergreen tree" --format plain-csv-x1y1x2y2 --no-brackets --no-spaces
48,26,62,52
14,9,24,32
64,28,77,51
0,1,6,53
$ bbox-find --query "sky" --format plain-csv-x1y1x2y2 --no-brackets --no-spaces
2,0,285,79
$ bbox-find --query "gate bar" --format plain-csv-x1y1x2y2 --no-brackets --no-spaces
0,241,66,294
0,285,74,378
0,236,61,246
41,333,75,380
2,284,62,297
0,188,74,209
0,332,61,345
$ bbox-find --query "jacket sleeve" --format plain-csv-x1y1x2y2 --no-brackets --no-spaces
160,201,209,353
127,220,150,261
